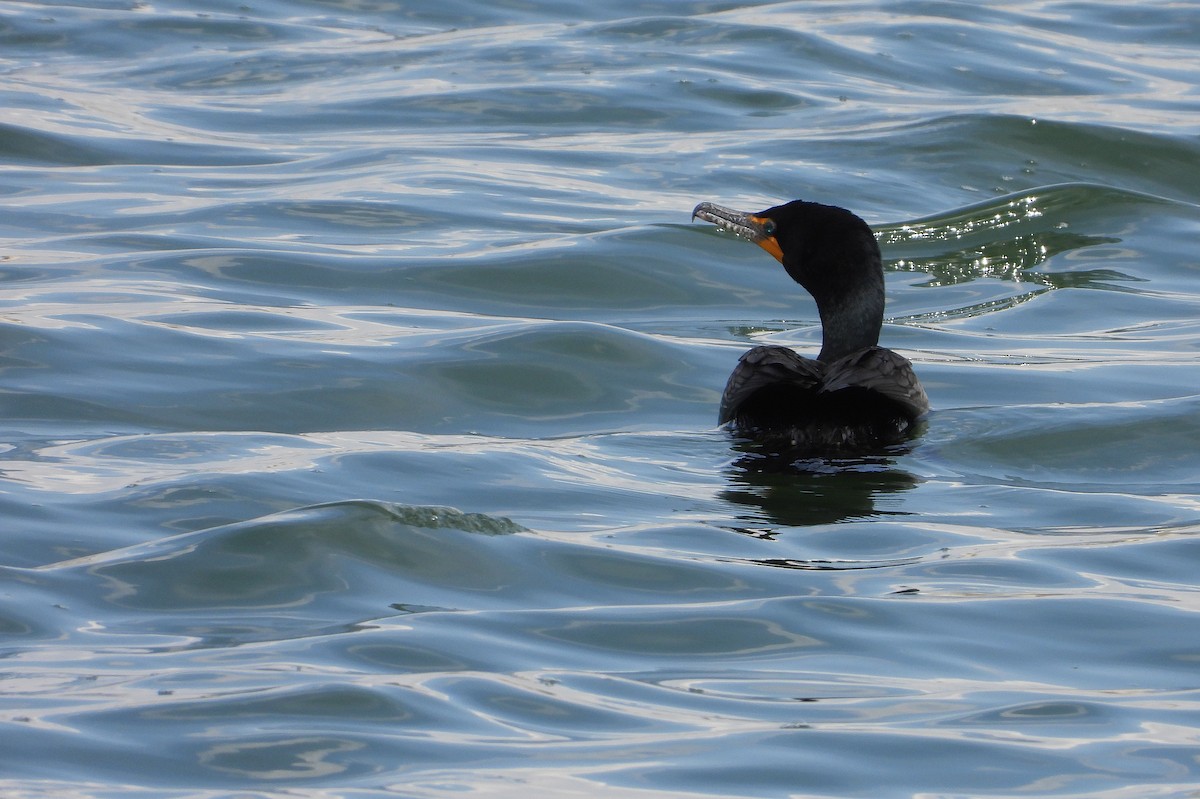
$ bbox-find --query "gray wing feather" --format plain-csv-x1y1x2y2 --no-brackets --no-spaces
819,346,929,418
719,345,824,424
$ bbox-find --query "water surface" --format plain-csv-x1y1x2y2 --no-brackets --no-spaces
2,1,1200,797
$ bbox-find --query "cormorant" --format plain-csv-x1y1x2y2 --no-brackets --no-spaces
693,199,928,454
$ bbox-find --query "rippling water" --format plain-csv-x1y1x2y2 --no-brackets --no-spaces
3,1,1200,797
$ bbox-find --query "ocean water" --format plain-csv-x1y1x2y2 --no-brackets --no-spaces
2,1,1200,796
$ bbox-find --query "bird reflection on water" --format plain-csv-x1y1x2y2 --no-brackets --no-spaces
721,448,921,533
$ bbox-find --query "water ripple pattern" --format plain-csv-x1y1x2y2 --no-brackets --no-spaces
2,1,1200,797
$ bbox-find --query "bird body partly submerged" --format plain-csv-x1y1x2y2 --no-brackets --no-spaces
693,199,928,455
720,344,926,453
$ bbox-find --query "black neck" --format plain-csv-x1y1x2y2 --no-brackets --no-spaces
816,285,883,362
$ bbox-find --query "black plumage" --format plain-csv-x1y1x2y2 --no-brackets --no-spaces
693,199,929,453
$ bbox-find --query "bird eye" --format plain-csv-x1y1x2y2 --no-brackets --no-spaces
762,220,777,236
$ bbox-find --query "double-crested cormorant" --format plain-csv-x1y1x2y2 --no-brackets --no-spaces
693,199,929,453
